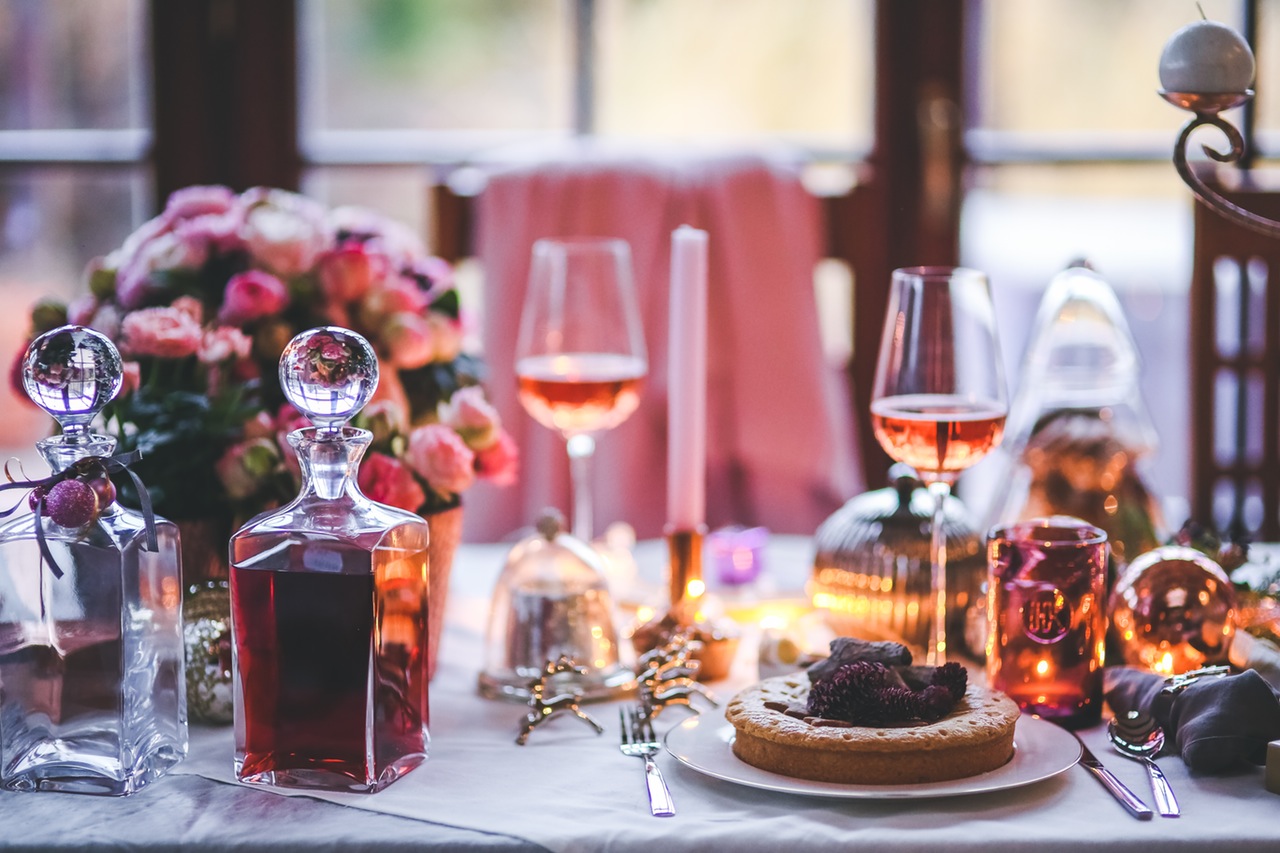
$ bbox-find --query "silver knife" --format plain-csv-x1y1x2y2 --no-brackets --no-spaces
1074,735,1154,820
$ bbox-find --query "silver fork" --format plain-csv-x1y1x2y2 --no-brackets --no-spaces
619,706,675,817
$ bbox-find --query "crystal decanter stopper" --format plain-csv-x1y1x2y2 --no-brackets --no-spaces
230,327,430,793
0,325,187,795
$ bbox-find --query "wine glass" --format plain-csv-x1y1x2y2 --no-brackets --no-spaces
870,266,1008,664
515,237,648,542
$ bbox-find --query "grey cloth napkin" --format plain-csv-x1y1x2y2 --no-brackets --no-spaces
1104,666,1280,773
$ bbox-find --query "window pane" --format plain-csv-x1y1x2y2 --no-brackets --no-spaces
301,0,571,132
0,165,149,458
301,165,431,247
596,0,872,148
974,0,1243,136
0,0,148,130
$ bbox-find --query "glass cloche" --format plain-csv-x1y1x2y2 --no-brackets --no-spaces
479,511,634,701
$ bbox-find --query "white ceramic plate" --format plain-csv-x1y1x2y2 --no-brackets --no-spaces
663,714,1081,799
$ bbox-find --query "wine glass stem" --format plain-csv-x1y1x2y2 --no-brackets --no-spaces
566,433,596,541
926,480,950,666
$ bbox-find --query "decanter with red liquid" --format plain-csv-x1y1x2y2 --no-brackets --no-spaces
230,327,430,793
0,326,187,795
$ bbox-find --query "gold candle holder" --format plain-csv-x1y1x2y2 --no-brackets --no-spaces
632,526,740,681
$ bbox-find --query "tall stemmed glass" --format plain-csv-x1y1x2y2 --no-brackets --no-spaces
870,267,1008,664
515,238,648,542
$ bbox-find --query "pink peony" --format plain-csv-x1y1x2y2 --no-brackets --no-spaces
318,244,386,304
199,326,253,364
327,206,425,268
439,385,501,450
219,270,289,325
382,312,434,369
87,304,122,339
239,188,330,276
120,306,203,359
405,423,475,496
164,185,238,221
357,451,426,512
474,430,519,487
410,255,455,295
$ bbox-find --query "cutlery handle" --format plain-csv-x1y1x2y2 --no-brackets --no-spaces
1142,758,1180,817
1083,763,1154,820
642,755,676,817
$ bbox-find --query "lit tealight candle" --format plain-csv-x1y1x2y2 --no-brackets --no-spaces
1159,19,1255,94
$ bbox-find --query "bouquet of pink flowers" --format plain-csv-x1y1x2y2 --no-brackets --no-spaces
18,185,517,527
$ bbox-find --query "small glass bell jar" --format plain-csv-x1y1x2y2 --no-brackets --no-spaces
479,511,634,701
986,262,1164,567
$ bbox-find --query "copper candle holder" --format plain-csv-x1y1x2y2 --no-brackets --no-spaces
631,526,740,682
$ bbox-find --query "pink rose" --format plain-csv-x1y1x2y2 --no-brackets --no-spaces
171,296,204,324
319,244,385,304
219,270,288,325
427,313,463,362
357,451,426,512
381,312,434,369
358,399,408,445
405,423,475,496
175,210,245,255
67,294,98,326
357,277,428,327
327,206,425,268
87,304,122,338
410,255,455,295
120,306,203,359
215,438,281,501
439,385,501,450
239,188,330,276
164,185,238,221
241,410,277,440
199,326,253,364
475,430,519,487
117,231,208,309
120,361,142,396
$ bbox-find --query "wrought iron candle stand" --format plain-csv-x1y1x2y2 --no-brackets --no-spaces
1162,88,1280,237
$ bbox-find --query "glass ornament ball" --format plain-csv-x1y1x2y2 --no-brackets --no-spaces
1108,545,1238,676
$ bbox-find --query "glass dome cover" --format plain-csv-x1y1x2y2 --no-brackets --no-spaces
479,511,634,702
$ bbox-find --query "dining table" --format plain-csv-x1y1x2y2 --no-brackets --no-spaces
1,535,1277,853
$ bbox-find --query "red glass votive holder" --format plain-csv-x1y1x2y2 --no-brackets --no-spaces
986,516,1108,729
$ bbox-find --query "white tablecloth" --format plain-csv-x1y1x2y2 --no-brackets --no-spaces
4,538,1279,852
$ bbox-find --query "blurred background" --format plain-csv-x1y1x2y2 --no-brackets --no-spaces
0,0,1271,537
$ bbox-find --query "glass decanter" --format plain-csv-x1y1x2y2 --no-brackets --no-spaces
230,327,430,793
0,326,187,795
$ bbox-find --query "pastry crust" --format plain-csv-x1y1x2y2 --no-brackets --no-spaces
725,674,1019,784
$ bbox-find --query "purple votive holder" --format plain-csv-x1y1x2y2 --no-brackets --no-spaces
709,526,768,586
987,516,1108,729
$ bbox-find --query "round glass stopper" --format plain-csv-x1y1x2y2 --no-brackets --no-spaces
278,327,379,432
22,325,123,436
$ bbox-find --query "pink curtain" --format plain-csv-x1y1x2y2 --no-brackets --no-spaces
463,146,862,542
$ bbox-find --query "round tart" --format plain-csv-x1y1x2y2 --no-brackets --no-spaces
725,673,1019,785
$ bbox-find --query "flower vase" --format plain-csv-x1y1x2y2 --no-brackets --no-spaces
178,517,235,724
426,505,463,681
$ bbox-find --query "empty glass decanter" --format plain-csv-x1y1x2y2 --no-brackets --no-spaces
230,327,430,793
0,326,187,795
